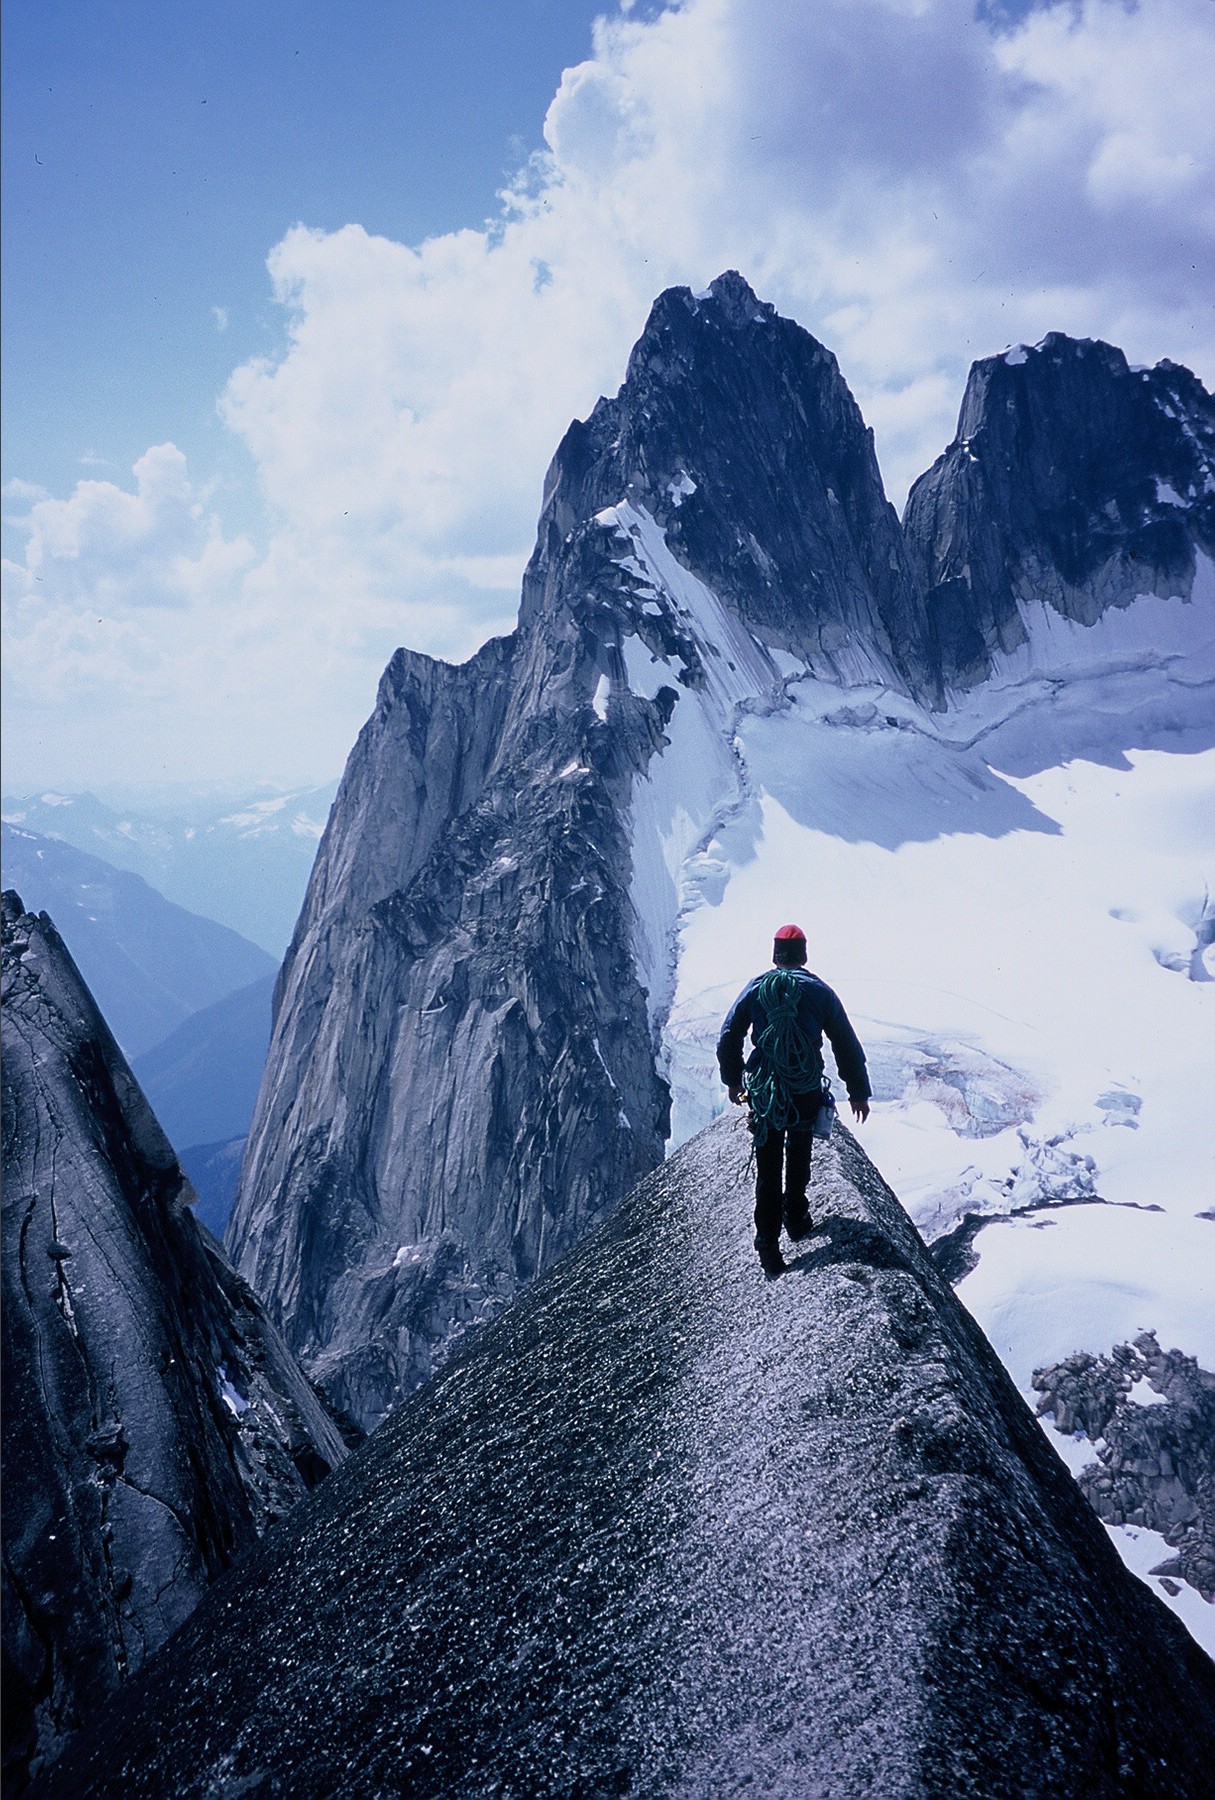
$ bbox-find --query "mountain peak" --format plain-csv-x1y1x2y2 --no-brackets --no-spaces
529,267,935,697
905,327,1214,685
679,267,777,327
630,270,777,351
702,266,773,319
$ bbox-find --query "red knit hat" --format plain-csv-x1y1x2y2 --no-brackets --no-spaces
772,923,807,965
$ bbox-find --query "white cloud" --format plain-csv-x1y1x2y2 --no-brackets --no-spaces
9,445,253,612
3,478,50,503
4,0,1213,790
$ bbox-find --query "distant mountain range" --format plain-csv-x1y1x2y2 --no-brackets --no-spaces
1,823,275,1059
126,974,277,1239
129,973,275,1154
0,781,337,955
129,973,278,1240
177,1136,248,1239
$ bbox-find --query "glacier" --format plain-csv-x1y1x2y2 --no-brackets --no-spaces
610,513,1215,1646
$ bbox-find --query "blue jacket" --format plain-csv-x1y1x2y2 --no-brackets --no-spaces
716,968,871,1105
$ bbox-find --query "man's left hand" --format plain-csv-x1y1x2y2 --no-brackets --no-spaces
850,1099,870,1123
729,1086,746,1106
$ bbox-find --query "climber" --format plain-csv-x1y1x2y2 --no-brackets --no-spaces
717,924,871,1276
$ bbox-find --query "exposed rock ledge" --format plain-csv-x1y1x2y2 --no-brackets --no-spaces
40,1111,1215,1798
1,894,350,1796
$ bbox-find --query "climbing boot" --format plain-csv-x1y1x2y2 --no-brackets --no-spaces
784,1203,813,1242
754,1235,786,1277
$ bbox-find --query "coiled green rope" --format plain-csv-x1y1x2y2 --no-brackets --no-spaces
746,969,823,1147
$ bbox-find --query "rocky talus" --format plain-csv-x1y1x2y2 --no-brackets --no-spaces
1034,1332,1215,1601
40,1115,1215,1800
1,893,350,1797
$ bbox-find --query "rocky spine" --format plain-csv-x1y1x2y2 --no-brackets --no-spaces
40,1115,1215,1799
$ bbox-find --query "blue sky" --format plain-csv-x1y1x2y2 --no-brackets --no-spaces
3,0,608,527
3,0,1213,794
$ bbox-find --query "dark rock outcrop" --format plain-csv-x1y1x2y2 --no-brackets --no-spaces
228,273,933,1432
903,335,1215,687
518,269,937,700
1,893,349,1796
1034,1332,1215,1602
41,1115,1215,1799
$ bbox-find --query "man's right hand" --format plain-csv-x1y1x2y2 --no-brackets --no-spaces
729,1086,746,1106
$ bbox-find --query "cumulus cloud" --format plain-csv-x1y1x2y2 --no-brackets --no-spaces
4,449,274,783
9,445,252,613
4,0,1213,788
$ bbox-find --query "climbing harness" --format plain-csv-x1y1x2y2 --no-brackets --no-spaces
745,969,824,1148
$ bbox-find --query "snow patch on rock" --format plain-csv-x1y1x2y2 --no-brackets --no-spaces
595,502,782,1035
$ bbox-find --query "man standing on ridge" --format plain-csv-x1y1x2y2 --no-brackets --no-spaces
717,924,871,1276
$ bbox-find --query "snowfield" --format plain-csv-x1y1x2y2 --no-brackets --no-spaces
615,514,1215,1644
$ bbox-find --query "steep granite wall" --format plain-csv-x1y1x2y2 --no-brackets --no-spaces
903,335,1215,687
228,273,931,1431
1,893,349,1796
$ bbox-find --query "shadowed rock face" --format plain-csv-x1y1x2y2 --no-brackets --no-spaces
1,893,350,1797
228,273,933,1433
518,270,937,701
903,335,1215,687
41,1115,1215,1800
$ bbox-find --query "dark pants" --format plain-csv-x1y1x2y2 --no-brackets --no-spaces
754,1125,814,1245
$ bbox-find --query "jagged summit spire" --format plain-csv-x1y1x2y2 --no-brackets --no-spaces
700,267,776,321
530,267,937,699
634,268,778,341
